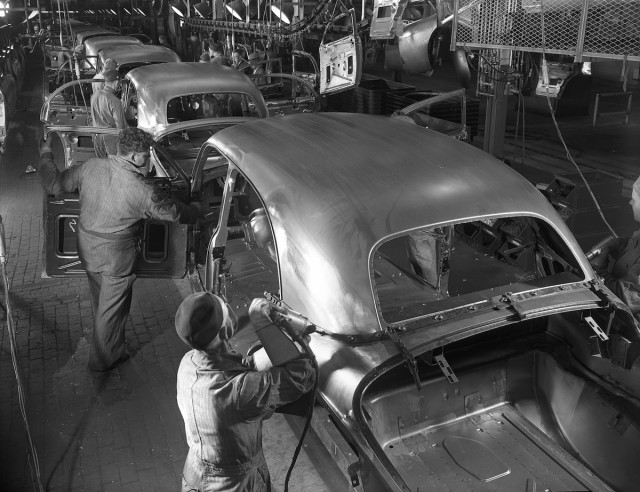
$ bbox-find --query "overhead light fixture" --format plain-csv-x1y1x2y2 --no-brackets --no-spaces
28,10,39,20
0,1,6,18
194,1,212,18
226,0,245,21
270,1,293,24
124,8,131,15
171,5,185,17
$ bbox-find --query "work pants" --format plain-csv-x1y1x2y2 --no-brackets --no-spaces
181,448,271,492
86,270,135,371
78,227,139,371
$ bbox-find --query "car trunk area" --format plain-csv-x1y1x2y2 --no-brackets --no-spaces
361,318,640,492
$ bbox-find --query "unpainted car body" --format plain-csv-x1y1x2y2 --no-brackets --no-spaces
82,35,143,72
97,45,181,74
122,62,269,131
41,113,640,491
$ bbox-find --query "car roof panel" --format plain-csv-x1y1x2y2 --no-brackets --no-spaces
99,45,181,66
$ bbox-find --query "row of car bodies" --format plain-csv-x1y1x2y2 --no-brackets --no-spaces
41,20,154,100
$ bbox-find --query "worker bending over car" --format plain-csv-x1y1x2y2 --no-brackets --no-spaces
175,293,315,492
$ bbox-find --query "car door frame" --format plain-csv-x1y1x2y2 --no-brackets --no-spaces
42,125,194,279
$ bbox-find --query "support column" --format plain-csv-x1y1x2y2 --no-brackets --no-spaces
483,49,511,160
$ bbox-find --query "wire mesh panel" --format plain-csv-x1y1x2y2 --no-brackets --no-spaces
452,0,640,61
583,1,640,59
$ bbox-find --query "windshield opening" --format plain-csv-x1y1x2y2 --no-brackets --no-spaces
373,216,584,324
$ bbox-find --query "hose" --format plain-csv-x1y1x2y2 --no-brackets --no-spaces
283,336,319,492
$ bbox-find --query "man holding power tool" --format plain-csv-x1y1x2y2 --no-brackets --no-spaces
175,293,316,492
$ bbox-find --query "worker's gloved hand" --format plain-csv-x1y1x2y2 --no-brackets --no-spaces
39,134,53,156
248,298,273,328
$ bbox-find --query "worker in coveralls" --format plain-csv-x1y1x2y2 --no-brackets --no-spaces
38,129,201,371
590,175,640,321
175,293,315,491
90,68,127,157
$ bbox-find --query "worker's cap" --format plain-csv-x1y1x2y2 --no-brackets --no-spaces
634,175,640,197
248,52,263,62
209,42,221,53
102,69,120,82
103,58,118,70
175,292,236,350
199,53,211,62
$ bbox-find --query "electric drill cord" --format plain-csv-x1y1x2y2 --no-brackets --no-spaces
283,339,319,492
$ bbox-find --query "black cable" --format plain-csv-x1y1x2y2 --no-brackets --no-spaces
283,337,318,492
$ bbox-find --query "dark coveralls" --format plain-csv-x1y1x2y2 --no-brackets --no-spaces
177,350,315,491
595,232,640,321
39,152,200,371
90,86,127,157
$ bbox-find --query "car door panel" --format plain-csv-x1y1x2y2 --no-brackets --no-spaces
42,133,193,279
43,192,84,277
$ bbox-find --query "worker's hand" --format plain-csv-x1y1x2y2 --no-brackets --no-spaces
39,134,53,156
249,297,273,323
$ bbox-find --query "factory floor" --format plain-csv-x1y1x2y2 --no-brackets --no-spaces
1,52,639,491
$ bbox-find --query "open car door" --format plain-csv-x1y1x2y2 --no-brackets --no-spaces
42,127,191,279
319,9,362,95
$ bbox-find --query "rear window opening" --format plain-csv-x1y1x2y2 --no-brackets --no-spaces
373,216,584,323
166,92,263,122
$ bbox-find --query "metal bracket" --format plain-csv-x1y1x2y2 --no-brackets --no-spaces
503,292,527,320
585,315,609,341
386,327,422,390
434,349,459,384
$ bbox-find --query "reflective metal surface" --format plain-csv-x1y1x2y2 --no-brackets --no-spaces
83,35,143,61
208,113,593,336
98,45,181,68
126,62,269,130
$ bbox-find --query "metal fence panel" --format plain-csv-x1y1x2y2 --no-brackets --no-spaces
452,0,640,61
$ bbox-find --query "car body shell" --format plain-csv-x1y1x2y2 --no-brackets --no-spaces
124,62,269,132
195,113,639,492
208,113,594,336
76,29,120,46
97,45,181,72
83,35,143,69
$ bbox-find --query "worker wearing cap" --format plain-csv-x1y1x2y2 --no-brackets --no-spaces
92,58,118,94
175,293,315,492
590,176,640,320
90,68,127,157
247,52,267,86
231,49,251,74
